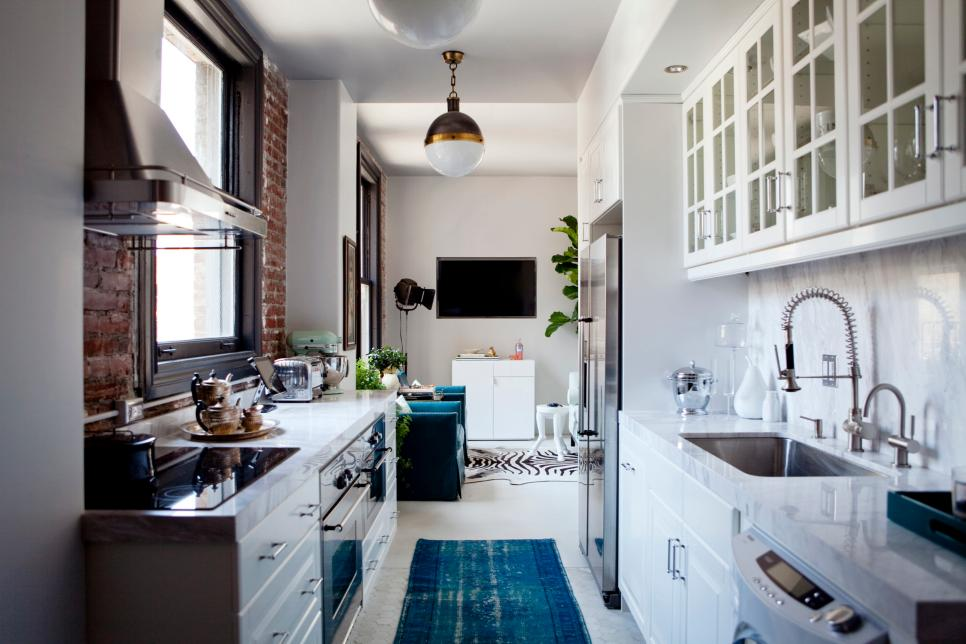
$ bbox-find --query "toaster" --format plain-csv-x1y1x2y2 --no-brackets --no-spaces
272,356,325,402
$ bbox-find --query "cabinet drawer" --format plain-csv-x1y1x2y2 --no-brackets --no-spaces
645,448,683,517
295,609,322,644
238,475,321,609
493,360,534,377
682,474,738,561
241,528,321,643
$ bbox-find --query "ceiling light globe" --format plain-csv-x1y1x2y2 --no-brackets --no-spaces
368,0,482,49
424,109,485,177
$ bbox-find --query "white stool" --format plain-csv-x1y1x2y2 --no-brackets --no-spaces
529,404,572,462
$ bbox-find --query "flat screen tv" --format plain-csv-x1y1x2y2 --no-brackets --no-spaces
436,258,537,318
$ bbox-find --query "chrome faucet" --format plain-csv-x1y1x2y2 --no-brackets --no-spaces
863,383,920,468
774,288,872,452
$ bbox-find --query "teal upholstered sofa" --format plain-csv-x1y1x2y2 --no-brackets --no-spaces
398,400,465,501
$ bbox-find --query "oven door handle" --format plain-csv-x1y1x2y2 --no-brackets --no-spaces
362,448,392,474
322,483,371,532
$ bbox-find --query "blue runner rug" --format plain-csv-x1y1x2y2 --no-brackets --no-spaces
394,539,591,644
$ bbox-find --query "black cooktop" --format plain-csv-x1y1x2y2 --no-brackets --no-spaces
87,446,299,511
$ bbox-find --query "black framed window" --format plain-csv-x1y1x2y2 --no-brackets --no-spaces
142,0,263,399
358,145,383,357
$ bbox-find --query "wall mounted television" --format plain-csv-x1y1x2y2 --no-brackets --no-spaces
436,258,537,318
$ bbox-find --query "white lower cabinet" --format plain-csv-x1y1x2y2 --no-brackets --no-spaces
618,429,739,644
452,359,535,440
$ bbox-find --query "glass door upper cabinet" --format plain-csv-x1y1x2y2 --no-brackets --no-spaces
943,0,966,200
783,0,849,240
740,4,786,252
848,0,942,223
706,57,742,260
683,90,710,267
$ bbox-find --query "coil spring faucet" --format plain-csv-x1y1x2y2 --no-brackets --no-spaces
774,287,872,452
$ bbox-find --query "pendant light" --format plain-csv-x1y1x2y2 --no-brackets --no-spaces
424,51,485,177
367,0,482,49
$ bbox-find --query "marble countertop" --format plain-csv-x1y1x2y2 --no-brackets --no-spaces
83,390,396,545
620,411,966,642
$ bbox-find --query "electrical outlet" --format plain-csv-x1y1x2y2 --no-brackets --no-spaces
822,354,837,387
115,397,145,425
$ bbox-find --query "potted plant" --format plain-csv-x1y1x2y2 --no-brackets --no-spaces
545,215,578,337
367,346,407,389
355,358,386,390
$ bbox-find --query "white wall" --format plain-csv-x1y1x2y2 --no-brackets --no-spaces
0,0,86,639
748,235,966,474
385,176,579,405
621,101,748,411
286,80,358,383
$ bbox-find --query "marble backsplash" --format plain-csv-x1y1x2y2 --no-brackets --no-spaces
747,233,966,474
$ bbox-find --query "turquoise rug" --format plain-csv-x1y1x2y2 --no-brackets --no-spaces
394,539,591,643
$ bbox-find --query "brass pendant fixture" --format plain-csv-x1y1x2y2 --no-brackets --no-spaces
424,51,485,177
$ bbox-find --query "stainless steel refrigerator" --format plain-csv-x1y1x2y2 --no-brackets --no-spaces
578,234,621,609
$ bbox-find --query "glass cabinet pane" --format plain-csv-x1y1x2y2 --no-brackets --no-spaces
714,132,723,193
687,107,694,149
816,141,837,211
761,28,775,88
696,147,705,202
793,66,811,148
814,0,834,49
858,0,877,11
713,82,722,129
687,154,695,206
893,96,926,189
748,179,761,232
763,91,776,166
747,43,759,99
695,98,704,141
724,70,735,120
859,7,887,113
726,192,736,241
792,0,810,64
714,197,724,245
862,114,888,197
815,48,836,136
725,124,735,186
688,211,695,253
893,0,925,97
748,105,760,171
795,153,813,218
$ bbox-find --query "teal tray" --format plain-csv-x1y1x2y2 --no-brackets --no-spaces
887,491,966,558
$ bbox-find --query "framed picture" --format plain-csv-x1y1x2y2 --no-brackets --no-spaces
343,236,358,350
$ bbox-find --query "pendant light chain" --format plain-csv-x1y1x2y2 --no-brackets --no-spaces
448,61,459,99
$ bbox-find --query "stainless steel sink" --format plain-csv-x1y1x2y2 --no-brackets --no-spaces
683,436,881,477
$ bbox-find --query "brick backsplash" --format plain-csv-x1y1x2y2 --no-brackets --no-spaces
83,58,290,426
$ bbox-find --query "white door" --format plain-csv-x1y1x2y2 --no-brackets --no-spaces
452,361,494,440
646,492,684,644
598,104,622,213
943,0,966,200
681,524,733,644
739,3,787,252
783,0,850,240
492,376,534,440
848,0,943,222
617,435,647,629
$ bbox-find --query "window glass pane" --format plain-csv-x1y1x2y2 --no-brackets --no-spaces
792,0,810,64
793,66,811,148
156,239,237,342
360,283,371,357
761,28,775,88
893,0,925,97
816,141,837,212
859,7,887,113
160,19,224,187
795,153,813,219
815,47,836,136
814,0,834,49
894,96,926,188
862,114,888,197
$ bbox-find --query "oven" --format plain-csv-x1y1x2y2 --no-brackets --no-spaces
363,416,390,531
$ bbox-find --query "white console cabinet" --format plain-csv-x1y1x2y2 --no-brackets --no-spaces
452,359,535,440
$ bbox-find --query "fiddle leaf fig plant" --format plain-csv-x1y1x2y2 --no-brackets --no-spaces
545,215,579,337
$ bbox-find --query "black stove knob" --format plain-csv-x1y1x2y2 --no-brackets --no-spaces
335,468,352,489
368,432,382,446
824,605,861,634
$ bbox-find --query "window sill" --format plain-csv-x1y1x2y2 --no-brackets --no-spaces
149,350,257,400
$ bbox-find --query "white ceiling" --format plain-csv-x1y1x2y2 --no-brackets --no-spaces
229,0,621,102
357,102,576,176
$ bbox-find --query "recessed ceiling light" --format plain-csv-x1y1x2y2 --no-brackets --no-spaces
664,64,689,74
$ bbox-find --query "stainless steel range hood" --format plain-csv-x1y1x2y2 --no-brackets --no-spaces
83,0,265,238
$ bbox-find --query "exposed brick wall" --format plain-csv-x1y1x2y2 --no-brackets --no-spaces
83,57,289,425
261,59,288,360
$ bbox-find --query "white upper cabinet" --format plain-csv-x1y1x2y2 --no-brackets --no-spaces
739,4,787,252
583,103,622,226
848,0,943,223
942,0,966,201
783,0,850,240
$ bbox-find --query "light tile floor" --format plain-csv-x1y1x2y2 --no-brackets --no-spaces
348,473,644,643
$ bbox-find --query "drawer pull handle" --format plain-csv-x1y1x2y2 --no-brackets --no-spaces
390,511,400,519
299,503,321,518
302,577,323,596
260,541,288,561
272,632,290,643
379,534,391,544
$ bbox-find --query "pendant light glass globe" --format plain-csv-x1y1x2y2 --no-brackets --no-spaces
368,0,482,49
425,135,485,177
424,52,484,177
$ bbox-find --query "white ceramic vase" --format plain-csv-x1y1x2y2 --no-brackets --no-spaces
381,370,400,390
734,361,766,419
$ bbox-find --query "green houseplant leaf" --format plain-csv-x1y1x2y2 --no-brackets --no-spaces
545,216,580,337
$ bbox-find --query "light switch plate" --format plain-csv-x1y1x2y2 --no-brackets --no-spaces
822,355,837,387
